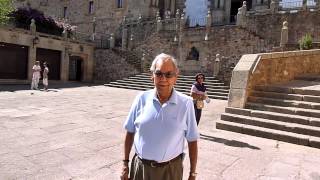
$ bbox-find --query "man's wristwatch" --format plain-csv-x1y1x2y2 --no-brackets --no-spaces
190,172,197,177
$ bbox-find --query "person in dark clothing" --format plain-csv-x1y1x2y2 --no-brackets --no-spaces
190,73,207,125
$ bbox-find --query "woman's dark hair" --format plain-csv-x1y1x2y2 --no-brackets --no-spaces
195,73,205,81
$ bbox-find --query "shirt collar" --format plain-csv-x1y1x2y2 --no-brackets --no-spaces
152,88,178,105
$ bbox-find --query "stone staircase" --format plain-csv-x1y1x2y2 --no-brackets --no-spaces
112,48,142,71
217,75,320,148
104,73,230,100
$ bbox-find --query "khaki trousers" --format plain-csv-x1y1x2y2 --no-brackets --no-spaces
129,154,183,180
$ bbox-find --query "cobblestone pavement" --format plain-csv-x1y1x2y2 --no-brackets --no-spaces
0,84,320,180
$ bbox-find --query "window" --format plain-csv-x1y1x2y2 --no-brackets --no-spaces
89,1,94,14
117,0,123,8
63,7,67,18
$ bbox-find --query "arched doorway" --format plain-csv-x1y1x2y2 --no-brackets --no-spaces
69,56,83,81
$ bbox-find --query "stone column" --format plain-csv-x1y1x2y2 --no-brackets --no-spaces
256,0,262,5
214,0,219,8
28,19,37,81
180,12,186,32
156,17,163,32
213,54,221,76
60,47,70,82
206,10,212,29
220,0,225,9
224,0,231,23
316,0,320,10
280,21,288,47
206,9,212,39
171,0,176,16
110,33,115,49
86,49,94,82
28,47,36,81
141,53,145,72
302,0,307,10
165,0,170,10
129,34,134,50
122,28,128,50
270,0,279,13
175,9,181,31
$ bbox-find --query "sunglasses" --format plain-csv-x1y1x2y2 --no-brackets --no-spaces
153,70,176,78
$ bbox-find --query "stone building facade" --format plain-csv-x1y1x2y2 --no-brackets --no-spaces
11,0,320,84
0,25,95,83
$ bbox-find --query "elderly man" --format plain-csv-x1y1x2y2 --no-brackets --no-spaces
121,53,199,180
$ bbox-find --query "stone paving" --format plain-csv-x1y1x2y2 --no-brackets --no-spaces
0,84,320,180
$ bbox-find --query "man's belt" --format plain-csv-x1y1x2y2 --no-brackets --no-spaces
137,154,183,168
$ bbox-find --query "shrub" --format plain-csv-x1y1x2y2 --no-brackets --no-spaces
9,7,76,36
0,0,14,25
299,34,313,50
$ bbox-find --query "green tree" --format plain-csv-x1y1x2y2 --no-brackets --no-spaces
0,0,14,25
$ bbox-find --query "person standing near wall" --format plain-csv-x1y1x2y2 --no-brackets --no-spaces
31,61,41,90
190,73,207,125
42,62,49,91
121,53,199,180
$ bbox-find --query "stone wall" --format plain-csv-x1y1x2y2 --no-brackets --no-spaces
249,50,320,87
228,49,320,108
13,0,127,35
134,25,273,80
94,49,139,83
246,10,320,46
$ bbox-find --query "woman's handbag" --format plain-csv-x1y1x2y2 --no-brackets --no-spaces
196,100,204,109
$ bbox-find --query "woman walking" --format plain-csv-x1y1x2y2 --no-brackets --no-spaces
190,73,207,125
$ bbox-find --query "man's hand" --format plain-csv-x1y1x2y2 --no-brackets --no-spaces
120,164,129,180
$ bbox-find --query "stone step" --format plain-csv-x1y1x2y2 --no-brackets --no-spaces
140,73,219,79
109,81,229,95
251,90,320,103
255,85,320,96
221,113,320,137
295,74,320,81
225,107,320,127
123,78,225,86
130,76,221,83
248,96,320,110
216,121,320,148
105,84,228,100
117,79,228,90
246,102,320,118
107,73,229,99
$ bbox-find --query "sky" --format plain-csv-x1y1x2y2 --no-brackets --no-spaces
185,0,209,26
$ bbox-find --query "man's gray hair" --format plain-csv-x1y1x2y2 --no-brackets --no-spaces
149,53,178,72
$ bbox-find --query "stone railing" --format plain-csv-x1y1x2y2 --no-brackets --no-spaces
228,49,320,108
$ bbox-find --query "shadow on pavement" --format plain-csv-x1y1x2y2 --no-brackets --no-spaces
0,82,103,92
200,133,260,150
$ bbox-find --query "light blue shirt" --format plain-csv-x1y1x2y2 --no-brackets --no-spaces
124,88,199,162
